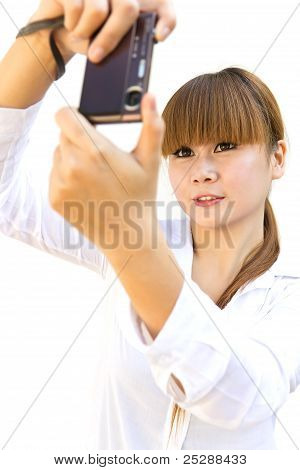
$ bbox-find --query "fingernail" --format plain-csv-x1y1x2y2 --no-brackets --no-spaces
157,25,171,41
89,46,105,62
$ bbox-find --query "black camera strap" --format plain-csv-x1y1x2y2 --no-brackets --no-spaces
16,15,65,81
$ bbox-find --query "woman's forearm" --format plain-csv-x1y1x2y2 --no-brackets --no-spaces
102,217,185,340
0,28,73,109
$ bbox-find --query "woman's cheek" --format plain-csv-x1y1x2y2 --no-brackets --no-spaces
223,161,252,194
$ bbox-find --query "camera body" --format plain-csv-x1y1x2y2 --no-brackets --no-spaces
78,12,158,125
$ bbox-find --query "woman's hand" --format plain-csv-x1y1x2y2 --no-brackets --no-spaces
29,0,176,64
49,93,165,250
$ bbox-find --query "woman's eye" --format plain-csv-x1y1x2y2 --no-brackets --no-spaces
214,142,236,152
173,146,193,158
172,142,237,158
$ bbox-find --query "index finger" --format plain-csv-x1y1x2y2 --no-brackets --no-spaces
152,0,177,41
55,107,105,155
54,106,124,162
87,0,139,62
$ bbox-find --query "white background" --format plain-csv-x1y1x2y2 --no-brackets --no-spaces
0,0,300,457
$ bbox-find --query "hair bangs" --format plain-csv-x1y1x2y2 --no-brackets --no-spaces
161,70,273,158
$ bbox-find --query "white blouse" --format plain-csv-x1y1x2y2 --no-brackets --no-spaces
1,99,300,450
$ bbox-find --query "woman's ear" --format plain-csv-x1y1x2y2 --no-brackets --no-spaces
271,139,287,180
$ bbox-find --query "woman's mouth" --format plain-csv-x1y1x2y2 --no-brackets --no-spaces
193,197,225,207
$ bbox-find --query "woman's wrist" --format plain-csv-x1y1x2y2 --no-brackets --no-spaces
99,212,161,264
27,11,75,68
52,27,76,64
0,29,58,107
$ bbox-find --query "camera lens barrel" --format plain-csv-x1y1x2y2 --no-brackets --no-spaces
124,86,143,111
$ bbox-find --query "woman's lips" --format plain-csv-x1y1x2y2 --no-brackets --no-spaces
193,197,225,207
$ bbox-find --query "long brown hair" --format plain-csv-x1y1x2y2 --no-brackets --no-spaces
160,67,286,445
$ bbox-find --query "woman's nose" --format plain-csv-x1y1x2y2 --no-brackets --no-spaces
190,158,219,183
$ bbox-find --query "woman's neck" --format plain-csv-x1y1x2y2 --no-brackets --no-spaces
190,212,265,281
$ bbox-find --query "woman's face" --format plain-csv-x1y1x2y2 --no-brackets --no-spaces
167,141,286,229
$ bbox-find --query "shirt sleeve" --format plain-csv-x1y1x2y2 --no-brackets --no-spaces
0,100,108,278
120,275,300,430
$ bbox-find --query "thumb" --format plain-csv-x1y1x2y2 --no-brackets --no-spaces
133,93,165,172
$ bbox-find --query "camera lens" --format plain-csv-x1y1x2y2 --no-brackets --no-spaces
124,86,143,111
127,91,141,107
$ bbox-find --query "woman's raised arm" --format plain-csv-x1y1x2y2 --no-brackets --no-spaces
0,0,176,109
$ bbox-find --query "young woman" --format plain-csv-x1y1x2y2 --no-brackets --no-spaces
1,1,299,451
